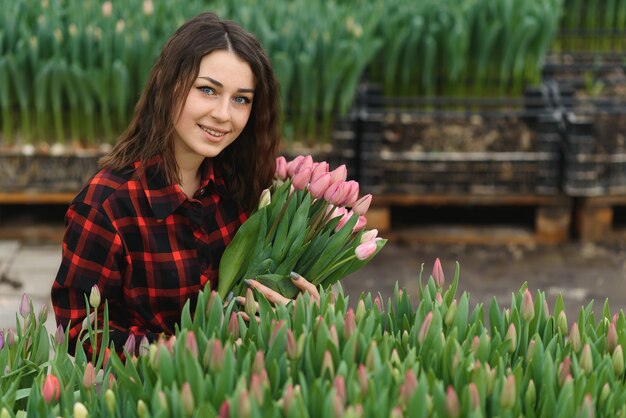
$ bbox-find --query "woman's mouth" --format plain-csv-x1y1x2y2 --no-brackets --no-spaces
198,124,228,138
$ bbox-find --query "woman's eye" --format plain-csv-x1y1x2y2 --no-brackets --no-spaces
198,86,215,95
233,96,251,105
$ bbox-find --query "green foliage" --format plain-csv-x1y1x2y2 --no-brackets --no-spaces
3,261,626,416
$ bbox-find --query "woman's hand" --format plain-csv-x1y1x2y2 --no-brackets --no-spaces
235,272,320,321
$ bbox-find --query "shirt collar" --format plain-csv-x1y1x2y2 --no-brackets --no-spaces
137,156,226,219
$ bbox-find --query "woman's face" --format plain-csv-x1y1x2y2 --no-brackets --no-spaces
173,50,255,165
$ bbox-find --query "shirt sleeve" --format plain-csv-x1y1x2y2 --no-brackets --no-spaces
51,202,137,354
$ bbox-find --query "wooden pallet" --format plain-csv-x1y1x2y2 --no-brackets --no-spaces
0,192,75,204
576,195,626,241
369,194,573,245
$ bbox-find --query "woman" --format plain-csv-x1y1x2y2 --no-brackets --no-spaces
51,12,317,355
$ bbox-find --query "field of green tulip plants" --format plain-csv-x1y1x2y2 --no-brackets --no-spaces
2,261,626,417
0,0,565,147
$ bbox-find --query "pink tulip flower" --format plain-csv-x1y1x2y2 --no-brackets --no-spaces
124,333,136,355
335,210,353,232
286,155,305,177
292,167,312,190
333,181,352,206
355,241,377,260
309,172,332,199
324,181,343,206
42,374,61,403
341,181,360,207
360,229,378,243
352,194,372,215
20,294,30,319
329,164,347,183
353,215,367,232
83,362,96,388
310,161,329,183
296,155,314,174
275,156,288,180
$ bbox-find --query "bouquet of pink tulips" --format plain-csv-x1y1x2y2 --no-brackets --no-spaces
218,155,386,298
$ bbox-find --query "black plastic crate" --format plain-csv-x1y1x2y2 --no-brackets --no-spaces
353,91,561,195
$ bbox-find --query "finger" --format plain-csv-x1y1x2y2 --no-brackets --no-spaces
290,272,320,302
248,279,291,305
237,311,260,324
235,296,259,311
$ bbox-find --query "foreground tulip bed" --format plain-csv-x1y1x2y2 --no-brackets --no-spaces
2,261,626,417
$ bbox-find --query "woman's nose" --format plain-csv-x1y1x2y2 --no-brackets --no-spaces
210,98,229,121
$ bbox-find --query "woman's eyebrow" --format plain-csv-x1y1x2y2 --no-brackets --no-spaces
198,76,255,94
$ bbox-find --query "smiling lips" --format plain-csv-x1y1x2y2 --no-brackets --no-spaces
198,124,228,139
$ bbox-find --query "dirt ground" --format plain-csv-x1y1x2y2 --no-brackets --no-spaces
341,239,626,323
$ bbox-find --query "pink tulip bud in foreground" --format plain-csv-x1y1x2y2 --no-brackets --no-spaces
310,161,329,183
275,156,288,180
335,210,353,232
500,375,516,409
20,294,30,319
522,289,535,322
286,155,304,177
323,181,342,206
42,374,61,403
291,167,311,190
124,333,136,356
344,308,356,339
432,258,444,288
608,322,618,354
296,155,314,174
218,400,230,418
181,382,195,417
329,164,347,183
55,325,65,345
309,172,332,199
352,194,372,215
353,215,367,232
355,241,377,260
570,322,581,352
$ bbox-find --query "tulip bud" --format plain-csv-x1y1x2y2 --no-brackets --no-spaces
525,379,536,409
521,289,535,322
389,407,403,418
329,164,347,183
613,345,624,376
432,258,444,288
0,408,10,418
73,402,88,418
321,350,335,378
505,323,517,353
250,373,265,404
445,386,460,418
444,300,457,327
205,339,224,372
258,188,271,209
581,394,593,418
185,331,198,359
600,383,610,405
42,374,61,403
607,322,618,354
139,336,150,357
557,311,568,335
471,335,480,355
570,322,581,353
124,333,136,356
292,168,312,190
81,311,96,331
6,329,14,347
354,240,377,261
328,325,339,349
137,399,148,418
558,356,571,386
310,161,329,183
357,364,368,394
20,294,30,319
286,329,298,360
54,325,65,345
275,156,288,180
418,312,433,345
286,155,304,177
360,229,378,244
352,215,367,232
485,363,496,395
435,292,443,305
373,295,383,312
334,375,346,407
228,312,240,340
355,300,366,322
580,343,593,374
83,362,96,388
239,390,252,418
543,299,550,319
0,331,3,350
105,389,116,414
245,288,257,318
218,400,230,418
89,285,101,309
181,382,194,417
252,350,265,375
344,308,357,339
469,382,480,410
399,369,417,407
352,194,372,216
101,1,112,17
500,375,516,409
309,172,332,199
390,348,401,366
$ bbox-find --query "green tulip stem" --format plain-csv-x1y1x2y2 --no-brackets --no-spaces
316,254,356,284
266,185,296,246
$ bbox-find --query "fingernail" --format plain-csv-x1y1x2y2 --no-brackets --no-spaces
225,292,234,303
290,272,300,281
243,278,252,286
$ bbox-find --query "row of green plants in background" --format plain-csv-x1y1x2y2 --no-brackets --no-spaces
3,261,626,416
554,0,626,52
0,0,623,147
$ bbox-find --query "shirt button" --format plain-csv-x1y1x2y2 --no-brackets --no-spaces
199,188,206,195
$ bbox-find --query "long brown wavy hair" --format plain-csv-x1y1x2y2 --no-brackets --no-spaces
99,12,280,211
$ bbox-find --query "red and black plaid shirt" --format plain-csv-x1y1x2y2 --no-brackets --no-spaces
51,156,248,354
